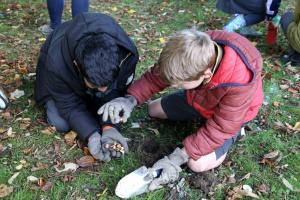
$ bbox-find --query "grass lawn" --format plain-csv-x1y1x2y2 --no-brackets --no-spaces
0,0,299,199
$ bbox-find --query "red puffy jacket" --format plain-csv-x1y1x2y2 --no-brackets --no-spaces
128,30,263,160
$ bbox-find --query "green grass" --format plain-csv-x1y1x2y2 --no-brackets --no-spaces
0,0,300,199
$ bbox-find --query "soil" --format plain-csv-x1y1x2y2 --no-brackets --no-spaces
188,170,217,195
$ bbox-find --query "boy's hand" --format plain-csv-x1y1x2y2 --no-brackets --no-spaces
101,127,129,159
88,132,111,162
148,148,189,191
266,0,281,20
98,95,137,124
0,86,8,110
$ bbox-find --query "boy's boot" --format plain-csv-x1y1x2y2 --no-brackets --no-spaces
224,14,246,32
281,46,296,63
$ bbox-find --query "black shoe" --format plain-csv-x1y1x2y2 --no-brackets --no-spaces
290,52,300,67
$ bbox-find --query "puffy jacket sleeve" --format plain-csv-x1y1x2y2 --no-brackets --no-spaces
183,86,256,160
127,65,168,104
46,71,100,141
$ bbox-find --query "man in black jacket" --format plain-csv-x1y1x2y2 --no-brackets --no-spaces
34,13,139,161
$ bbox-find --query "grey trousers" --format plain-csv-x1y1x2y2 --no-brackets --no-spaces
45,99,70,133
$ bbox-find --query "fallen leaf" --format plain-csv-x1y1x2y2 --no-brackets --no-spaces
131,122,141,128
288,87,298,94
38,38,46,42
23,147,33,155
8,172,20,184
279,84,289,90
111,6,117,12
240,173,251,181
6,127,13,137
61,175,75,183
0,184,13,198
127,9,136,14
54,162,79,173
27,176,38,183
53,140,61,155
159,37,166,44
9,89,25,99
31,162,48,172
263,150,279,159
15,164,23,170
76,155,95,168
226,174,236,184
293,122,300,131
147,128,160,136
41,181,52,192
64,131,77,146
281,177,300,192
257,184,269,194
272,101,280,107
41,126,56,135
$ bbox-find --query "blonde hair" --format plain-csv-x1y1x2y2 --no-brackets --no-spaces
157,29,216,84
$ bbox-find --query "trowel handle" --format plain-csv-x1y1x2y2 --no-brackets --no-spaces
152,169,163,178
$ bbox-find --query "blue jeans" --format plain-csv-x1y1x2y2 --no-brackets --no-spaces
45,99,70,133
47,0,89,29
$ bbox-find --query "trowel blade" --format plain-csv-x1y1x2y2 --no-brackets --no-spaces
115,166,151,199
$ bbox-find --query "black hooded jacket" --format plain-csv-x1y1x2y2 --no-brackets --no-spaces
34,13,139,140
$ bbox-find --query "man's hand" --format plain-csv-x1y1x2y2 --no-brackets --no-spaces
266,0,281,20
148,148,189,191
98,95,137,124
101,127,129,158
88,132,110,162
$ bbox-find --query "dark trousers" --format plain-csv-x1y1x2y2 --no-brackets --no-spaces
45,99,70,133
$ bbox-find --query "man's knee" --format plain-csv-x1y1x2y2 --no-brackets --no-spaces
46,100,70,133
148,98,167,119
187,152,227,173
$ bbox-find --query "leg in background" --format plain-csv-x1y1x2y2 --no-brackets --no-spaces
71,0,89,18
47,0,64,29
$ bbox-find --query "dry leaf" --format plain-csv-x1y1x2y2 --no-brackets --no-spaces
272,101,280,107
61,175,75,183
64,131,77,146
227,174,236,184
8,172,20,184
257,184,269,193
293,122,300,131
131,122,140,128
23,147,33,155
76,155,95,168
0,184,13,198
15,164,23,170
41,181,52,192
147,128,160,136
54,162,79,173
279,84,289,90
281,177,300,192
240,173,251,181
159,37,166,44
288,88,298,94
27,176,38,183
127,9,136,14
111,6,117,12
9,89,25,99
41,126,56,135
264,150,279,159
31,162,48,172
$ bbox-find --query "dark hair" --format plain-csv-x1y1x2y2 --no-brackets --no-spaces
75,33,119,87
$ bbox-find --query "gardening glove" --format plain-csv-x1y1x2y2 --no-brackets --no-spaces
266,0,281,20
88,132,111,162
0,86,8,110
101,127,129,158
148,148,189,191
98,95,137,124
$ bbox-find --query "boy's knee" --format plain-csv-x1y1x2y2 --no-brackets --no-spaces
187,153,227,173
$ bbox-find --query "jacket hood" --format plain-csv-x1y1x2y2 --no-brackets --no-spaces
64,12,138,60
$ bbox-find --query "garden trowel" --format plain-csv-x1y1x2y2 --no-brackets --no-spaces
115,166,162,199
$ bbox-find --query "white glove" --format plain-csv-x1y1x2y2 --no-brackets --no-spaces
98,95,137,124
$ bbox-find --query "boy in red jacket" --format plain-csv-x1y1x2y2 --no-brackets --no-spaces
98,29,263,190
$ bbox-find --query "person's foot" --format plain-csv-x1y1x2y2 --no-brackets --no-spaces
290,52,300,67
38,24,53,36
239,26,263,37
